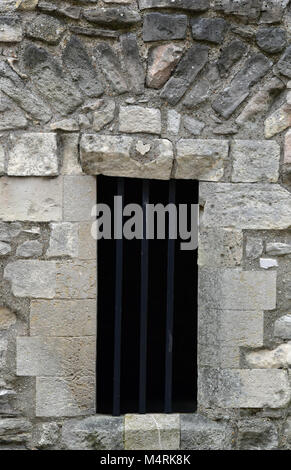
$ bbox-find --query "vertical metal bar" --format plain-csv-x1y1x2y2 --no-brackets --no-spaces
113,178,124,416
139,179,149,414
165,179,176,413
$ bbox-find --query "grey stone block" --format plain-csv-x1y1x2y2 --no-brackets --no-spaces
47,223,79,258
191,17,228,44
147,44,183,90
256,27,286,54
237,419,278,450
62,416,124,450
180,414,233,450
277,46,291,77
4,260,56,298
7,133,58,177
83,7,141,27
217,39,247,77
0,16,22,42
56,260,97,299
25,14,65,44
120,33,144,95
94,42,127,94
119,106,161,134
0,176,63,222
266,243,291,256
16,240,43,258
246,237,264,259
63,175,96,222
30,299,96,337
143,13,187,42
0,418,31,444
138,0,209,11
198,228,243,267
274,315,291,339
125,414,180,450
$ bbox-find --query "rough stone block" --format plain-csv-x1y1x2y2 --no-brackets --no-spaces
60,133,83,175
191,17,228,44
83,7,140,27
183,116,205,136
246,342,291,368
78,221,97,260
119,106,161,135
200,183,291,230
63,175,96,222
120,33,145,95
0,242,11,256
125,414,180,450
274,314,291,339
277,46,291,78
265,104,291,139
7,133,58,176
0,307,16,330
30,299,96,337
237,419,278,450
147,44,183,90
17,336,95,376
175,139,229,181
36,376,95,417
16,240,43,258
0,16,22,42
256,27,286,53
26,14,65,44
167,109,181,135
0,176,62,221
199,268,276,311
62,416,124,450
91,99,116,131
80,135,173,180
56,260,97,299
198,228,243,267
94,42,127,94
143,13,187,41
4,260,56,298
0,418,32,444
246,237,264,259
199,368,291,409
231,140,280,183
180,414,233,450
46,222,79,258
284,129,291,164
138,0,209,10
217,39,247,77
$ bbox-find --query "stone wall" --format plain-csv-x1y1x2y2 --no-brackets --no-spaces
1,0,291,450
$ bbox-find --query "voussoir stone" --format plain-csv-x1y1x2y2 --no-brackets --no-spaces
120,34,145,95
201,183,291,230
191,17,228,44
25,14,65,44
175,139,229,181
83,7,140,27
119,106,161,134
256,27,287,54
231,140,280,183
143,13,187,42
94,42,127,94
0,16,22,42
160,44,209,105
147,44,183,89
217,39,248,77
80,134,173,179
138,0,209,11
4,260,56,298
7,133,58,176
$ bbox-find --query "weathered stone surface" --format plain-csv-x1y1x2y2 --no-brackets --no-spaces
25,14,65,44
63,175,96,222
0,0,19,11
120,33,144,95
213,124,238,135
92,98,115,131
260,0,289,24
125,414,180,450
35,422,60,449
237,419,278,450
277,46,291,77
265,104,291,138
147,44,183,89
167,109,181,135
95,42,127,94
50,119,79,132
212,54,272,118
78,221,97,260
69,25,119,38
80,134,173,179
182,78,209,109
0,242,11,256
0,93,27,131
256,27,286,53
4,260,56,298
63,36,103,98
175,139,229,181
56,260,96,299
0,16,22,42
199,368,290,409
47,223,78,258
191,17,228,44
17,336,95,376
104,0,132,2
23,45,83,115
62,416,124,450
0,419,31,444
198,228,243,267
160,44,208,106
16,240,43,258
215,0,261,22
246,237,263,259
119,106,161,134
0,60,52,123
0,307,16,330
199,308,264,368
61,134,83,175
7,133,58,176
0,178,62,222
83,7,140,27
217,39,247,77
274,315,291,340
247,342,291,368
36,376,95,417
231,140,280,183
285,129,291,163
0,222,21,241
143,13,187,42
38,1,80,19
0,143,4,174
201,183,291,230
183,116,205,136
138,0,209,11
30,299,96,337
18,0,39,10
180,414,233,450
266,242,291,256
199,268,276,310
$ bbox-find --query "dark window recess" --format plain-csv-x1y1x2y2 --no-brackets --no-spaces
96,176,198,416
